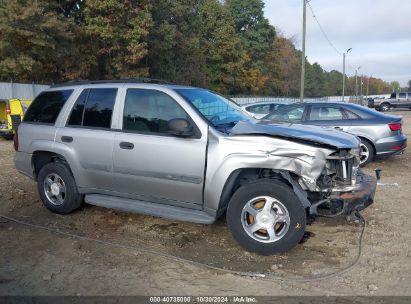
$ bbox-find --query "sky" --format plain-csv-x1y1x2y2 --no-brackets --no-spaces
263,0,411,86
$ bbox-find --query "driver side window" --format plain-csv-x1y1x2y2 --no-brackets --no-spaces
281,106,305,122
123,89,189,134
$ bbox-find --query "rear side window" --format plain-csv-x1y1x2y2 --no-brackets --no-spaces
399,93,406,99
24,90,73,124
67,88,117,129
344,109,361,119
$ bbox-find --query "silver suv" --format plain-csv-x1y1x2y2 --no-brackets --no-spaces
14,80,377,255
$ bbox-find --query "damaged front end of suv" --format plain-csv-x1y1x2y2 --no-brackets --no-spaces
222,120,377,221
307,148,376,219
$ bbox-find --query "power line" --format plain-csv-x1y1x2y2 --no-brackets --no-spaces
306,1,342,56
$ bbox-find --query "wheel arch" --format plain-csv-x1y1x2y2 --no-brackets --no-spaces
357,136,376,155
379,101,391,109
32,150,73,180
216,168,304,218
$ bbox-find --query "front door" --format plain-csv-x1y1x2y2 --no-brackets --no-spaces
306,105,349,131
112,88,207,206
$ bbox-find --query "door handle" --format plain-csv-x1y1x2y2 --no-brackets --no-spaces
119,142,134,150
61,136,73,143
333,126,343,130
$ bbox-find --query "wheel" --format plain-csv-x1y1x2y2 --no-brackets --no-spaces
379,103,390,112
37,162,83,214
226,179,306,255
359,139,374,166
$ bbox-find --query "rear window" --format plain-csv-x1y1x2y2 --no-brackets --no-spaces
24,90,73,124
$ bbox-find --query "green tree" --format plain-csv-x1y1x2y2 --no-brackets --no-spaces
148,0,244,94
226,0,276,93
147,0,206,86
0,0,79,82
79,0,152,79
264,37,300,96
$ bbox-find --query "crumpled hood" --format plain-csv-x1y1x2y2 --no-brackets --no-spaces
230,120,360,149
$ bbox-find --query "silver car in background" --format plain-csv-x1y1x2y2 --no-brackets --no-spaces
263,101,407,165
241,101,291,119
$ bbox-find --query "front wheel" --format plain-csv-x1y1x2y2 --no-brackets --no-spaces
379,103,390,112
226,180,306,255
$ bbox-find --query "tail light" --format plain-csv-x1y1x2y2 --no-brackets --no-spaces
388,123,402,132
5,102,11,115
13,128,19,151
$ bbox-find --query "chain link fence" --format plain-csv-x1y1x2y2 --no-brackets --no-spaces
230,95,367,106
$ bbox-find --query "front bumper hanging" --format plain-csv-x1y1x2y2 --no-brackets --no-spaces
311,171,377,217
330,171,377,215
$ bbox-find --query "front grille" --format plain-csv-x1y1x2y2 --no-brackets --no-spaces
10,115,21,130
335,158,354,184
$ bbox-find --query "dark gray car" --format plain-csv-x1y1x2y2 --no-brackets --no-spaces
263,102,407,165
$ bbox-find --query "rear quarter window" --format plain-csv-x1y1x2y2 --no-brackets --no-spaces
24,90,73,124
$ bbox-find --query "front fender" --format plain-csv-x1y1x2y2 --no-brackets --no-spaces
203,130,334,212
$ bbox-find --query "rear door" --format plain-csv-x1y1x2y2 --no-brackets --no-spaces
55,87,119,191
397,93,407,108
111,88,207,206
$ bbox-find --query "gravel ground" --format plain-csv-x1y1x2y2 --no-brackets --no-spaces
0,111,410,296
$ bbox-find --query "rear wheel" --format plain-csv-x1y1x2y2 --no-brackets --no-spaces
359,139,374,166
226,180,306,255
37,162,83,214
380,103,390,112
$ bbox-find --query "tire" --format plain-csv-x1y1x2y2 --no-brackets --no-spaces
37,162,83,214
226,179,306,255
379,103,390,112
359,138,374,166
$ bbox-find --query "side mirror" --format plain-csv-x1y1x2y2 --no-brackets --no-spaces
168,118,194,137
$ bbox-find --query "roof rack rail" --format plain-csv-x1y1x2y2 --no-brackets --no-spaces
50,78,173,88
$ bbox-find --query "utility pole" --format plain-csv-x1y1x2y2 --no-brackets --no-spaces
366,77,369,97
342,48,352,102
360,75,363,97
355,66,361,102
300,0,307,103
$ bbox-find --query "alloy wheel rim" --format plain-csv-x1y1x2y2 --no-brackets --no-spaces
43,173,66,206
359,143,370,164
241,196,290,243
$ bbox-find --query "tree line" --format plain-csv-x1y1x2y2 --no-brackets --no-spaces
0,0,398,97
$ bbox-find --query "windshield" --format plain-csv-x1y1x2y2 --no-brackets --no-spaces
175,88,250,131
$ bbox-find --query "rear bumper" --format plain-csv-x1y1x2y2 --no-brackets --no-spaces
329,171,377,215
375,134,407,157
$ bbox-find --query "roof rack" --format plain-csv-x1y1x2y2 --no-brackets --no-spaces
50,78,173,88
